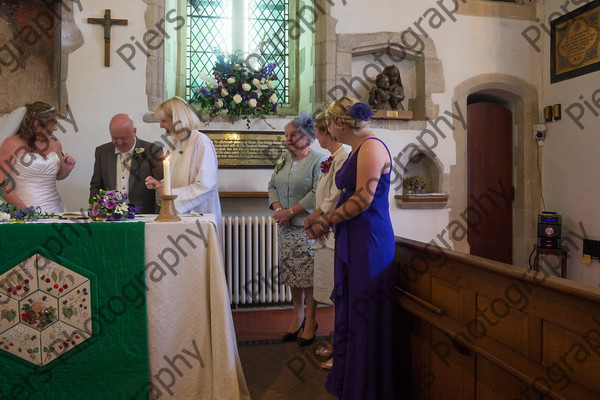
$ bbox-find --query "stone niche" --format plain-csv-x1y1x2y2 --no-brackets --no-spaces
0,0,82,114
395,144,448,209
328,31,444,131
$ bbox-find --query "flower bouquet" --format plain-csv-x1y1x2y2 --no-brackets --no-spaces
0,179,54,222
403,176,426,194
88,189,139,221
191,50,279,127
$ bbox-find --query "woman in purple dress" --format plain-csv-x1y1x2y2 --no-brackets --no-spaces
312,97,399,399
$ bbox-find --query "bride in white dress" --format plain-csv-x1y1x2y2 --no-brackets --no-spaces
0,102,76,214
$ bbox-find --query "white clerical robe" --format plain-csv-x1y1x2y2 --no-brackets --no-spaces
169,130,222,228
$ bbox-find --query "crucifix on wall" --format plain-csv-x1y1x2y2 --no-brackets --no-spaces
87,9,128,67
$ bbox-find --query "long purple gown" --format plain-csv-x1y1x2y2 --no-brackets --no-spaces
325,137,399,399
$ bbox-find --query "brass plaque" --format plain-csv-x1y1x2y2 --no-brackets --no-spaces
551,2,600,83
204,131,287,169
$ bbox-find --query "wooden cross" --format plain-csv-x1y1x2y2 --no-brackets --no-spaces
87,9,128,67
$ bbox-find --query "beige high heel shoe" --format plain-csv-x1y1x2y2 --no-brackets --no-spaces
321,358,333,370
315,343,333,358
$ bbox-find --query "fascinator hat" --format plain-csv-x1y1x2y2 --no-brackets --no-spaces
291,110,316,140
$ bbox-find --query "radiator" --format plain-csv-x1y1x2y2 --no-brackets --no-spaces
222,216,291,305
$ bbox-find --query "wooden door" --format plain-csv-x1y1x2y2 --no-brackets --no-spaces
467,102,513,264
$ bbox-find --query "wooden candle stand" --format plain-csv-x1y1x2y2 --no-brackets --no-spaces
155,194,181,222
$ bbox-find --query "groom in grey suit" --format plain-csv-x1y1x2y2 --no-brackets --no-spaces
89,114,164,213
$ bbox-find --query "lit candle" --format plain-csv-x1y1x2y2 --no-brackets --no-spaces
163,157,171,195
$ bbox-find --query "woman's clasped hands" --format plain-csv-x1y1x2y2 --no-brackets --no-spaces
272,204,292,228
303,210,330,240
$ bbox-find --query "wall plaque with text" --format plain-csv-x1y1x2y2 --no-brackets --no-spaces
551,0,600,83
204,131,287,169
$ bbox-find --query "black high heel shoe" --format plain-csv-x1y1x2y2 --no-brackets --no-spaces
282,317,306,342
298,322,318,347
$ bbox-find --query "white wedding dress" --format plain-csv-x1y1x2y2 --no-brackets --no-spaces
12,152,66,214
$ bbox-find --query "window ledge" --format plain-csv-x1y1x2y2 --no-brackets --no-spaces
394,194,448,209
144,112,291,131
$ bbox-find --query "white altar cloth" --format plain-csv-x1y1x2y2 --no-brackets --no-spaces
143,215,249,399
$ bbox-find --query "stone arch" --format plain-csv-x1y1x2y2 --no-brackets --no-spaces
449,74,540,267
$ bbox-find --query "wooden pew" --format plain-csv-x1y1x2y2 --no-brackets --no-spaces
394,237,600,400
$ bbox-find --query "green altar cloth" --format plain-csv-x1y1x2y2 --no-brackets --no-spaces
0,221,148,400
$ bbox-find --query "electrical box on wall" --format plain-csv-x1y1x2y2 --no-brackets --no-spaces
583,239,600,261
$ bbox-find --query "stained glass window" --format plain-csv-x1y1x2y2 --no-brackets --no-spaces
186,0,289,105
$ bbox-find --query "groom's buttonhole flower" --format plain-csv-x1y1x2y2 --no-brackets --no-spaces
134,148,145,159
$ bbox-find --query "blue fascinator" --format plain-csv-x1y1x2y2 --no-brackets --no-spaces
293,111,316,138
348,103,374,126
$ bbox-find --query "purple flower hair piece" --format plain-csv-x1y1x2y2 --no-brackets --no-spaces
348,102,374,126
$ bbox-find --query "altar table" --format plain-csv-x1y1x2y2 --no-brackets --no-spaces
0,215,249,400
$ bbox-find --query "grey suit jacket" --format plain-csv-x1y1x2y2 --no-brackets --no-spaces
89,138,164,213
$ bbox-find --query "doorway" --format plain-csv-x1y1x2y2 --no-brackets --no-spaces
467,96,513,264
449,74,540,268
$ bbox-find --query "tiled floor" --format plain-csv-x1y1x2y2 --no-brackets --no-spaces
238,339,337,400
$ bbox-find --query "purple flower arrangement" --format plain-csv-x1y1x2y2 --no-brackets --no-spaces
191,50,279,127
87,189,139,222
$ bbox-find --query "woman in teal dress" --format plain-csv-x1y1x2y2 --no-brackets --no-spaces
312,97,399,399
268,111,326,345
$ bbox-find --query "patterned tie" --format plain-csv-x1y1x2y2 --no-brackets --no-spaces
120,153,132,172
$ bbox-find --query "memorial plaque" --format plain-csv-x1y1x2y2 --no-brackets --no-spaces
551,1,600,83
204,131,287,169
